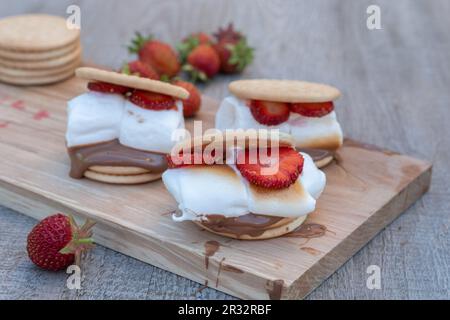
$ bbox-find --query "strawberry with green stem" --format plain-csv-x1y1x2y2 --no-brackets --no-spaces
177,32,213,63
27,213,96,271
183,44,220,82
213,23,254,74
128,32,180,79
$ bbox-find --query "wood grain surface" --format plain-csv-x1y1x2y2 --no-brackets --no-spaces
0,0,449,300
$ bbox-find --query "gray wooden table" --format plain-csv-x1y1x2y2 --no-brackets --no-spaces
0,0,449,300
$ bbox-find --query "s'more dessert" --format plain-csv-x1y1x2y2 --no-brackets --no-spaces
162,130,326,240
215,80,343,168
66,67,189,184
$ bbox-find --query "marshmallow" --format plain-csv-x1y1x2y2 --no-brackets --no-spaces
162,152,326,221
66,92,184,153
119,100,185,153
215,96,343,149
66,92,125,147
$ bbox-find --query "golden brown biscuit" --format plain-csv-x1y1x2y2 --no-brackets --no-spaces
0,41,80,61
0,56,81,77
229,79,341,103
0,67,76,85
84,169,162,185
89,166,150,175
170,129,295,159
313,155,334,168
295,133,343,151
0,45,82,69
0,14,79,51
76,67,189,99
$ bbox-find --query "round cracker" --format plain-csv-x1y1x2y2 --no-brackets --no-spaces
84,170,161,184
195,215,307,240
89,166,150,175
295,133,343,151
0,56,81,77
0,67,76,86
75,67,189,99
314,155,334,168
0,41,80,61
229,79,341,103
171,129,295,158
0,14,80,52
0,45,81,70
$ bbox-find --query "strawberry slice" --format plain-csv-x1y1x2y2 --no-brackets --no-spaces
129,90,176,110
290,101,334,117
87,81,131,95
248,100,290,125
236,147,304,189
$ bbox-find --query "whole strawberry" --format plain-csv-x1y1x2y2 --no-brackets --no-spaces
172,79,202,117
177,32,213,63
213,23,254,74
128,32,180,78
27,213,95,271
183,44,220,82
122,60,159,80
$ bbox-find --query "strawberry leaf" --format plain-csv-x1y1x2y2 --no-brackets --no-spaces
177,36,200,63
128,31,153,54
228,39,254,72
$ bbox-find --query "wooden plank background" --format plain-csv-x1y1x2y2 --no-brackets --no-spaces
0,0,448,299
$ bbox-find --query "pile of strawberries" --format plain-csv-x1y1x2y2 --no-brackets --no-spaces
121,24,253,117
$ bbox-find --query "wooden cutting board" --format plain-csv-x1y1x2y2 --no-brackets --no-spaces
0,75,431,300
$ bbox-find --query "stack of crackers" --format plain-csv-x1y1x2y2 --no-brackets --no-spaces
0,14,81,86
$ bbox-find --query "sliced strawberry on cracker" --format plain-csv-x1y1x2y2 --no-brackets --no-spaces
236,147,304,189
290,101,334,117
87,81,131,95
249,100,290,125
129,90,176,110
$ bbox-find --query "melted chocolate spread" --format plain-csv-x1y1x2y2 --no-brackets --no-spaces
67,139,168,178
202,213,286,237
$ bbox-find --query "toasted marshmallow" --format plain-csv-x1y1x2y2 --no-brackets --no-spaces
66,92,184,153
215,96,343,149
162,152,326,221
66,92,125,147
163,165,249,221
119,100,185,153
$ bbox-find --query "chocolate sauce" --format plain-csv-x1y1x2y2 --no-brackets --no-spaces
202,213,286,238
297,148,334,162
267,279,284,300
284,223,327,238
204,240,220,269
67,139,168,178
215,257,226,287
300,246,321,256
222,264,244,274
